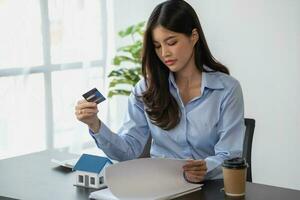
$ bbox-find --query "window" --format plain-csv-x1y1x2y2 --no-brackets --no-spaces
0,0,43,68
90,177,95,185
0,0,108,159
78,175,83,183
99,176,104,184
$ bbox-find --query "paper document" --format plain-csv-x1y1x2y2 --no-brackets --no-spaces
90,188,118,200
51,158,79,169
89,158,202,200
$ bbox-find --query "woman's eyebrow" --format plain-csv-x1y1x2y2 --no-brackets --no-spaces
153,35,177,43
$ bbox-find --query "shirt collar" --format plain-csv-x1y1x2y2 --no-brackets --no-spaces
202,71,224,90
168,70,224,90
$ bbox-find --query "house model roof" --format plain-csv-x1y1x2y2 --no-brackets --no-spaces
73,154,113,173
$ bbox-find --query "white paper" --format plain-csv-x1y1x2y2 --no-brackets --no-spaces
90,158,202,200
89,188,118,200
51,158,79,168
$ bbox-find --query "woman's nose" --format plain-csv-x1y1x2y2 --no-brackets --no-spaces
161,46,171,58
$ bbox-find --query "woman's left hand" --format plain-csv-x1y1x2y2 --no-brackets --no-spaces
182,159,207,183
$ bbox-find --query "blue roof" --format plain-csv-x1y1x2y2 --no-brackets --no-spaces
73,154,113,173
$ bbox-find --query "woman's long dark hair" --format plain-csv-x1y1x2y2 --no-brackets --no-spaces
141,0,229,130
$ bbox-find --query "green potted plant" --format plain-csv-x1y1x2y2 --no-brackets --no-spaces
108,21,145,98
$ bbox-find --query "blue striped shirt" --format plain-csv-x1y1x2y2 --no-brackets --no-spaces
90,71,245,179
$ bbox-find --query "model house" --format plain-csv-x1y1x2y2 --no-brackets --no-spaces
73,154,113,189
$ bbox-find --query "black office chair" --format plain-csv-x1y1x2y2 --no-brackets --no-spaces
139,118,256,182
139,133,151,158
243,118,255,182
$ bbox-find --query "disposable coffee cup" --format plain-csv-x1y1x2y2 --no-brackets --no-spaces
222,157,248,197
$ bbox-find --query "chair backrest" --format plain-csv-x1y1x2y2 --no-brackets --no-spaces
139,118,256,182
243,118,255,182
139,134,151,158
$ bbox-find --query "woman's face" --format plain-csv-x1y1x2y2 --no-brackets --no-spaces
152,25,198,73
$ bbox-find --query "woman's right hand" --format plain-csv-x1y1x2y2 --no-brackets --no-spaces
75,100,100,133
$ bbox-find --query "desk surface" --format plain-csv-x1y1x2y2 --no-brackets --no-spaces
0,150,300,200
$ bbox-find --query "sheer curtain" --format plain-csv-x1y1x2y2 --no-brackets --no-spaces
0,0,111,159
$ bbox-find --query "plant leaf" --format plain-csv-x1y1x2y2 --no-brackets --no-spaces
108,21,145,98
113,55,139,65
109,78,135,88
108,89,132,98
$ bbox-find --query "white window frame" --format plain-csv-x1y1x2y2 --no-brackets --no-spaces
78,175,84,183
90,176,95,185
0,0,108,149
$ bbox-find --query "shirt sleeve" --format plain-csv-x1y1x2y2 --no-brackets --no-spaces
89,85,150,161
204,81,246,179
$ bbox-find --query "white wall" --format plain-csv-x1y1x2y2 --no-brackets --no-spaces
111,0,300,190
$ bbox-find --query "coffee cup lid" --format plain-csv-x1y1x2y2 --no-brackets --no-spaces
222,157,248,169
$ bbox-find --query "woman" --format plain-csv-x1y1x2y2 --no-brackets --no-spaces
75,0,245,183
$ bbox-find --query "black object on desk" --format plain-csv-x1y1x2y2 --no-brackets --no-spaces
0,150,300,200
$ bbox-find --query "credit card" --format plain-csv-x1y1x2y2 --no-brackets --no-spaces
82,88,106,104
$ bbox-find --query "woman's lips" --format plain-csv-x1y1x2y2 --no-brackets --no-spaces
165,59,177,66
